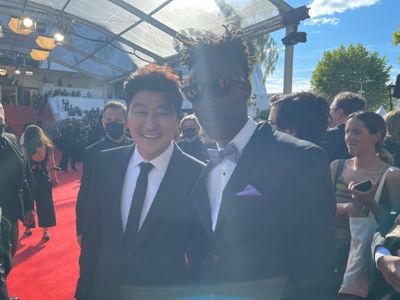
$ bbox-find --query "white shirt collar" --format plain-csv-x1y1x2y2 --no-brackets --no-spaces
218,118,257,156
132,142,174,172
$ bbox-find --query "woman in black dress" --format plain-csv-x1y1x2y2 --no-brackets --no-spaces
22,125,59,241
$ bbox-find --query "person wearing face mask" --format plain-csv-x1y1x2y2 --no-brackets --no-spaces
75,101,133,245
177,114,206,162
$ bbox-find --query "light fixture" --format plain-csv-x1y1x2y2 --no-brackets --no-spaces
8,17,33,35
36,35,57,50
0,68,7,76
30,49,49,61
0,24,3,38
14,69,21,75
25,70,33,76
54,32,64,43
22,17,34,30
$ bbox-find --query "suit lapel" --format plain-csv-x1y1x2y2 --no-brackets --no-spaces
126,144,183,255
109,144,135,243
192,162,214,239
215,123,272,231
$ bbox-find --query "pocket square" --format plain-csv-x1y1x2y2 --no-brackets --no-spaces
235,184,262,196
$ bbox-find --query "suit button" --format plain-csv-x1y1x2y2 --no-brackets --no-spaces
212,254,218,263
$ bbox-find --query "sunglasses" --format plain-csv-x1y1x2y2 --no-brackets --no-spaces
182,75,247,103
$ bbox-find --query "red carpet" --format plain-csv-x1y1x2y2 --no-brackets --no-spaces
8,164,82,300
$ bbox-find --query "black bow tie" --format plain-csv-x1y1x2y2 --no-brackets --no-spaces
207,144,239,164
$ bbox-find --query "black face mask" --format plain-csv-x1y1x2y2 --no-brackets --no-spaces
105,122,125,140
182,128,197,140
0,124,4,137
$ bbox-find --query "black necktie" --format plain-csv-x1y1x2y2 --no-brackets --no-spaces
125,162,154,241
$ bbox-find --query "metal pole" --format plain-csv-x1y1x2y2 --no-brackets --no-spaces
283,26,295,94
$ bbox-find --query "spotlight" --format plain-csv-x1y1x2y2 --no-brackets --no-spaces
54,32,64,43
25,70,33,76
22,17,34,30
14,69,21,75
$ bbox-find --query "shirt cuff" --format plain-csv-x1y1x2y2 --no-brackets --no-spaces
375,246,392,268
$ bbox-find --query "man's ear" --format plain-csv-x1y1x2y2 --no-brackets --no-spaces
336,108,345,120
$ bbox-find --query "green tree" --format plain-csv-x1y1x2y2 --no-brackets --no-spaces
311,44,391,109
394,26,400,63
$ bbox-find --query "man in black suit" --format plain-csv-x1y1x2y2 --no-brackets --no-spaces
75,101,133,245
322,92,366,162
76,65,206,300
369,215,400,299
180,27,336,299
0,103,34,256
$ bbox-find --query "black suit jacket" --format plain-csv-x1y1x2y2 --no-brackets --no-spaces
192,122,336,300
76,144,206,300
75,136,133,235
322,123,351,162
369,215,400,299
0,133,34,222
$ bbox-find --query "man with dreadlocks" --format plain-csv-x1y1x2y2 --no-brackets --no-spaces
180,26,336,299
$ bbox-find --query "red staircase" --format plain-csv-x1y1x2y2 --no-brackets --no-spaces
3,104,55,136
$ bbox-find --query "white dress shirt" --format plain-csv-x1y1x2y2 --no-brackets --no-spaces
120,142,174,232
206,118,257,231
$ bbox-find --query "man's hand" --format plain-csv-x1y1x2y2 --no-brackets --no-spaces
377,255,400,293
24,210,35,227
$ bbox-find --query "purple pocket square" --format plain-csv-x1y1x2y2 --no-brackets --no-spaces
235,184,262,196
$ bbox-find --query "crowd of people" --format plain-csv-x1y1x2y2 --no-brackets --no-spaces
1,27,400,300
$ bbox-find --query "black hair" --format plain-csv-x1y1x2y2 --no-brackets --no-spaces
179,25,253,79
332,92,367,116
124,64,183,114
271,92,330,145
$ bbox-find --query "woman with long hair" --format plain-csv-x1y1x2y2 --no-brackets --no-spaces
384,109,400,168
22,125,58,241
330,111,400,299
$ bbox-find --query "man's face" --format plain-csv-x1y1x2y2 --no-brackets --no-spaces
188,56,249,145
102,106,127,141
102,107,127,127
127,90,179,160
329,100,344,128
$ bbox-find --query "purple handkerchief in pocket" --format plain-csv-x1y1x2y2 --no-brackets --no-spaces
235,184,262,196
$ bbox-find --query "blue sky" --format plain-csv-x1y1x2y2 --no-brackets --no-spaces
267,0,400,93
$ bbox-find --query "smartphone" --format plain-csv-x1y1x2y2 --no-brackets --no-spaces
353,179,372,192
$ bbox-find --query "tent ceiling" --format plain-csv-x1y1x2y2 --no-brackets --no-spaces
0,0,300,83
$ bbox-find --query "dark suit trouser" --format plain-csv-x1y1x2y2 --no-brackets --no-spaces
9,220,18,258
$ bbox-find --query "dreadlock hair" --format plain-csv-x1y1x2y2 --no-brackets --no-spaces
179,25,254,79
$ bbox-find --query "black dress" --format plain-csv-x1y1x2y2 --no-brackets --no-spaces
29,148,56,228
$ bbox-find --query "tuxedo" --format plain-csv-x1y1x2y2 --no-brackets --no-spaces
192,122,336,299
0,132,33,222
76,143,206,300
75,136,133,236
0,133,34,256
369,215,400,299
322,123,351,162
